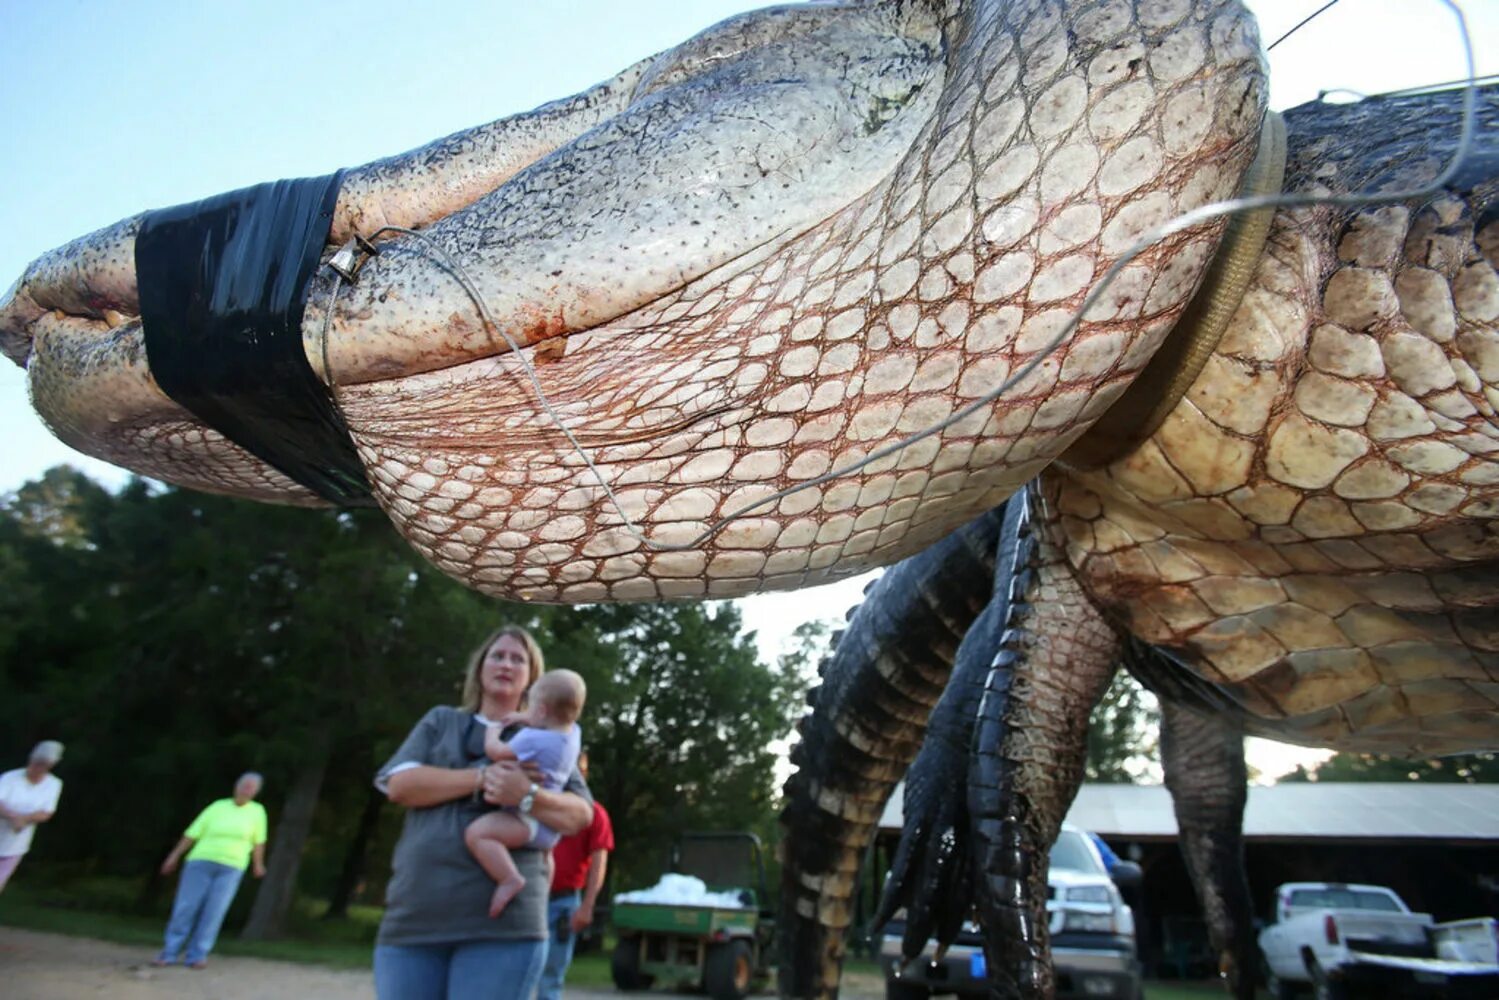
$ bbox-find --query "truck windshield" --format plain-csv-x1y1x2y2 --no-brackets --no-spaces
1050,831,1105,875
1287,888,1402,912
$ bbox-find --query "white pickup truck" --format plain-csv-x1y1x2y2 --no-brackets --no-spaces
1257,881,1499,999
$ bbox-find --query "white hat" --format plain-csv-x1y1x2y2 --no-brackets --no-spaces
29,740,64,764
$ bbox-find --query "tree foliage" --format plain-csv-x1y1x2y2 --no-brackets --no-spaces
1282,751,1499,784
1085,670,1160,783
524,602,813,890
0,467,810,927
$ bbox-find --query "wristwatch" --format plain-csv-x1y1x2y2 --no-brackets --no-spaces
518,781,539,815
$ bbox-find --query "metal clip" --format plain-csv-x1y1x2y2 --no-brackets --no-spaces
327,234,382,283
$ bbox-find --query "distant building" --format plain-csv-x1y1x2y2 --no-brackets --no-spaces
869,782,1499,978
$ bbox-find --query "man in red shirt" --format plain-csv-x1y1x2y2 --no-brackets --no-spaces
539,752,614,1000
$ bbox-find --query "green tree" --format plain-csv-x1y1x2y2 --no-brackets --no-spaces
535,602,811,892
0,466,818,927
1282,751,1498,783
4,464,104,546
774,619,834,689
0,470,501,931
1085,670,1160,783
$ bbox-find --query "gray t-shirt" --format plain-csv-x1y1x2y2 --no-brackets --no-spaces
374,706,591,946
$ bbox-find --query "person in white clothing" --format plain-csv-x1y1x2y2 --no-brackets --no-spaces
0,741,65,893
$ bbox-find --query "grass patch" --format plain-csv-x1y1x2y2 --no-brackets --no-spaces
567,950,1233,999
2,888,1246,998
1141,981,1242,999
0,896,164,949
566,949,617,987
0,882,377,969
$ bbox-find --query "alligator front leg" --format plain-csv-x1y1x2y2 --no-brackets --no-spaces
1156,688,1254,1000
970,488,1124,999
779,508,1005,1000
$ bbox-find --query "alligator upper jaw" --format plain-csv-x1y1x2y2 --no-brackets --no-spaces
307,2,948,389
0,277,28,367
6,1,947,495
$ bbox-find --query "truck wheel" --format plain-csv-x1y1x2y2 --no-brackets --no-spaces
704,940,753,1000
1264,969,1298,1000
884,974,930,1000
1261,956,1298,1000
1265,971,1298,1000
1308,961,1346,1000
612,938,655,991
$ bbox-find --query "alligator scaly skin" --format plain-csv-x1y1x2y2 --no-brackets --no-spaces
1050,84,1499,756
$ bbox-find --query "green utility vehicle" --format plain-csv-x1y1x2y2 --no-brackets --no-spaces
611,832,774,1000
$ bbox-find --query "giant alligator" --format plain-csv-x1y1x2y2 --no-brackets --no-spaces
2,2,1496,997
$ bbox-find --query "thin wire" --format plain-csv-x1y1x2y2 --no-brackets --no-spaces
1371,71,1499,98
1314,74,1499,107
319,276,341,389
323,0,1478,555
1267,0,1342,52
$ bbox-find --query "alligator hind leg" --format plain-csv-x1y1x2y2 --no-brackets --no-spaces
969,488,1124,998
1157,693,1254,1000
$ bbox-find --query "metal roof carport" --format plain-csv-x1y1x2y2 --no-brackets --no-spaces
1059,782,1499,845
869,782,1499,979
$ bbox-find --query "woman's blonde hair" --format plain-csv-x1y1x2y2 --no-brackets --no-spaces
459,625,545,713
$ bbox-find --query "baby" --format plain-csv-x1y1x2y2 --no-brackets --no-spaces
465,668,585,918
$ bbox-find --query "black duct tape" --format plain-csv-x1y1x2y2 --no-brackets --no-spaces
137,171,376,507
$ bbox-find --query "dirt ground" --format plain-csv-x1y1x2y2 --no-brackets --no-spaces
0,926,885,1000
0,925,373,1000
0,926,632,1000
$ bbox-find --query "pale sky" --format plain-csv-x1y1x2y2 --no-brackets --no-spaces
3,1,1494,779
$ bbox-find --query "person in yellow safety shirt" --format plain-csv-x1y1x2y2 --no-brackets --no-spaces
152,772,269,969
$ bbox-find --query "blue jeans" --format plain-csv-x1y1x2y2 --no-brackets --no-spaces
374,938,546,1000
158,859,246,964
537,891,581,1000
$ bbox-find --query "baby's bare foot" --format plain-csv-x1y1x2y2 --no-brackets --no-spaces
489,875,526,918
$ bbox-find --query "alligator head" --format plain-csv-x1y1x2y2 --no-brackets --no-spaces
1,0,1267,602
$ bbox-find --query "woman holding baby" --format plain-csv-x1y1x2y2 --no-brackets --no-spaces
374,625,592,1000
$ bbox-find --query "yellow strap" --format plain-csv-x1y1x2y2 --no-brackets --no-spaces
1065,110,1287,471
